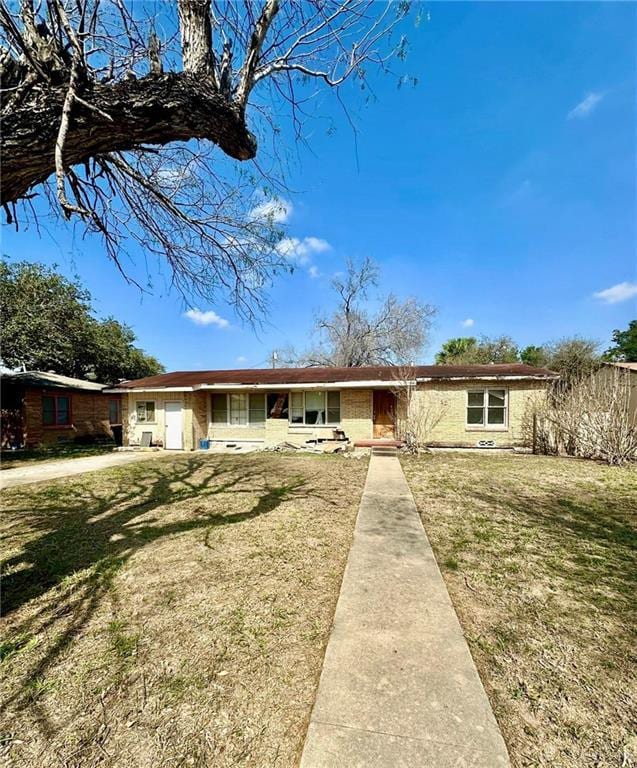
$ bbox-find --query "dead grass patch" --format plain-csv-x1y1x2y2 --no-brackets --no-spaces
402,452,637,768
1,452,368,767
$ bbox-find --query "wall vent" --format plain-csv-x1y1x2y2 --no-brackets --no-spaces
477,439,496,448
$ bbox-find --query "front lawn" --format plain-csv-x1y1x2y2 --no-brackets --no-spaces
402,452,637,768
1,452,368,767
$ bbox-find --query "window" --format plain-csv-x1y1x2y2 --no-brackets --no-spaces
108,399,121,424
136,401,156,423
290,392,304,424
210,393,266,426
327,391,341,424
466,389,507,428
305,391,325,425
249,393,266,425
211,393,227,424
289,391,341,426
43,395,71,426
229,393,247,425
267,392,288,419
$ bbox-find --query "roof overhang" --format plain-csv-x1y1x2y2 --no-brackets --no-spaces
105,374,556,394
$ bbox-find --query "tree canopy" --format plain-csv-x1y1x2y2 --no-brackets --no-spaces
435,336,519,365
603,320,637,363
0,260,163,384
435,333,602,382
1,0,411,316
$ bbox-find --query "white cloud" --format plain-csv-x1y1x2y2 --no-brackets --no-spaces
568,91,604,120
461,318,475,328
593,281,637,305
250,198,293,224
308,265,320,279
236,355,248,364
183,308,230,328
276,236,331,265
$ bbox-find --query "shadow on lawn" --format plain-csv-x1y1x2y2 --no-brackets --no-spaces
1,454,321,719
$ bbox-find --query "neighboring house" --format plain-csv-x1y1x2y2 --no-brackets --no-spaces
1,371,122,449
105,364,557,451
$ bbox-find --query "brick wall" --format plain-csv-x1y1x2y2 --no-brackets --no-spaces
408,380,547,447
341,389,373,441
23,386,112,448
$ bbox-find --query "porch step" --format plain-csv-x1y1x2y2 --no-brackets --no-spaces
353,439,404,449
371,446,398,457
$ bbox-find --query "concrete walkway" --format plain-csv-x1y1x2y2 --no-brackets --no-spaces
300,449,510,767
0,451,164,489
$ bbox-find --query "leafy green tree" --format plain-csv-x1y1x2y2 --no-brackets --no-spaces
90,319,164,383
603,321,637,363
1,261,163,384
0,261,94,376
435,336,519,364
434,337,478,364
520,345,549,368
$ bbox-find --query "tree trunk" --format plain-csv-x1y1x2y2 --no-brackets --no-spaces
178,0,215,75
1,73,256,204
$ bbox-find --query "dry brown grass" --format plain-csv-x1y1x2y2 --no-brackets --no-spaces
402,452,637,768
0,452,368,767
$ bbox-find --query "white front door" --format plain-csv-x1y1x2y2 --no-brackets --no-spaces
165,401,183,450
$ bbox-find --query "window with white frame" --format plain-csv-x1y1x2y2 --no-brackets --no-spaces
210,393,266,426
466,389,507,428
289,391,341,426
136,401,156,423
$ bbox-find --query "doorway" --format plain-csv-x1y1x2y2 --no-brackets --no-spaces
373,390,396,439
164,401,183,450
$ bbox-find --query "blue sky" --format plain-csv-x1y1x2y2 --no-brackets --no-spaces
2,1,635,369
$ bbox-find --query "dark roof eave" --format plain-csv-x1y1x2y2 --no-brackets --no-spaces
107,365,559,391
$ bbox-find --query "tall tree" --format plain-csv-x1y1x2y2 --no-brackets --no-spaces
435,337,478,364
1,1,410,316
0,260,163,383
520,344,549,368
435,336,519,364
542,337,600,383
297,258,436,367
603,320,637,363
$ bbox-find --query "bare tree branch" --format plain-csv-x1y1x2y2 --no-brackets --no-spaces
1,0,412,314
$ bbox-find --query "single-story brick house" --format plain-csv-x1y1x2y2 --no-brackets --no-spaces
1,370,122,449
105,364,557,451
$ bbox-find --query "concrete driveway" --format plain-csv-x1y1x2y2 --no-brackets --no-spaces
0,451,165,489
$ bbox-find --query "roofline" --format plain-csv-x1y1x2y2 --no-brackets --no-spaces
105,372,557,394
